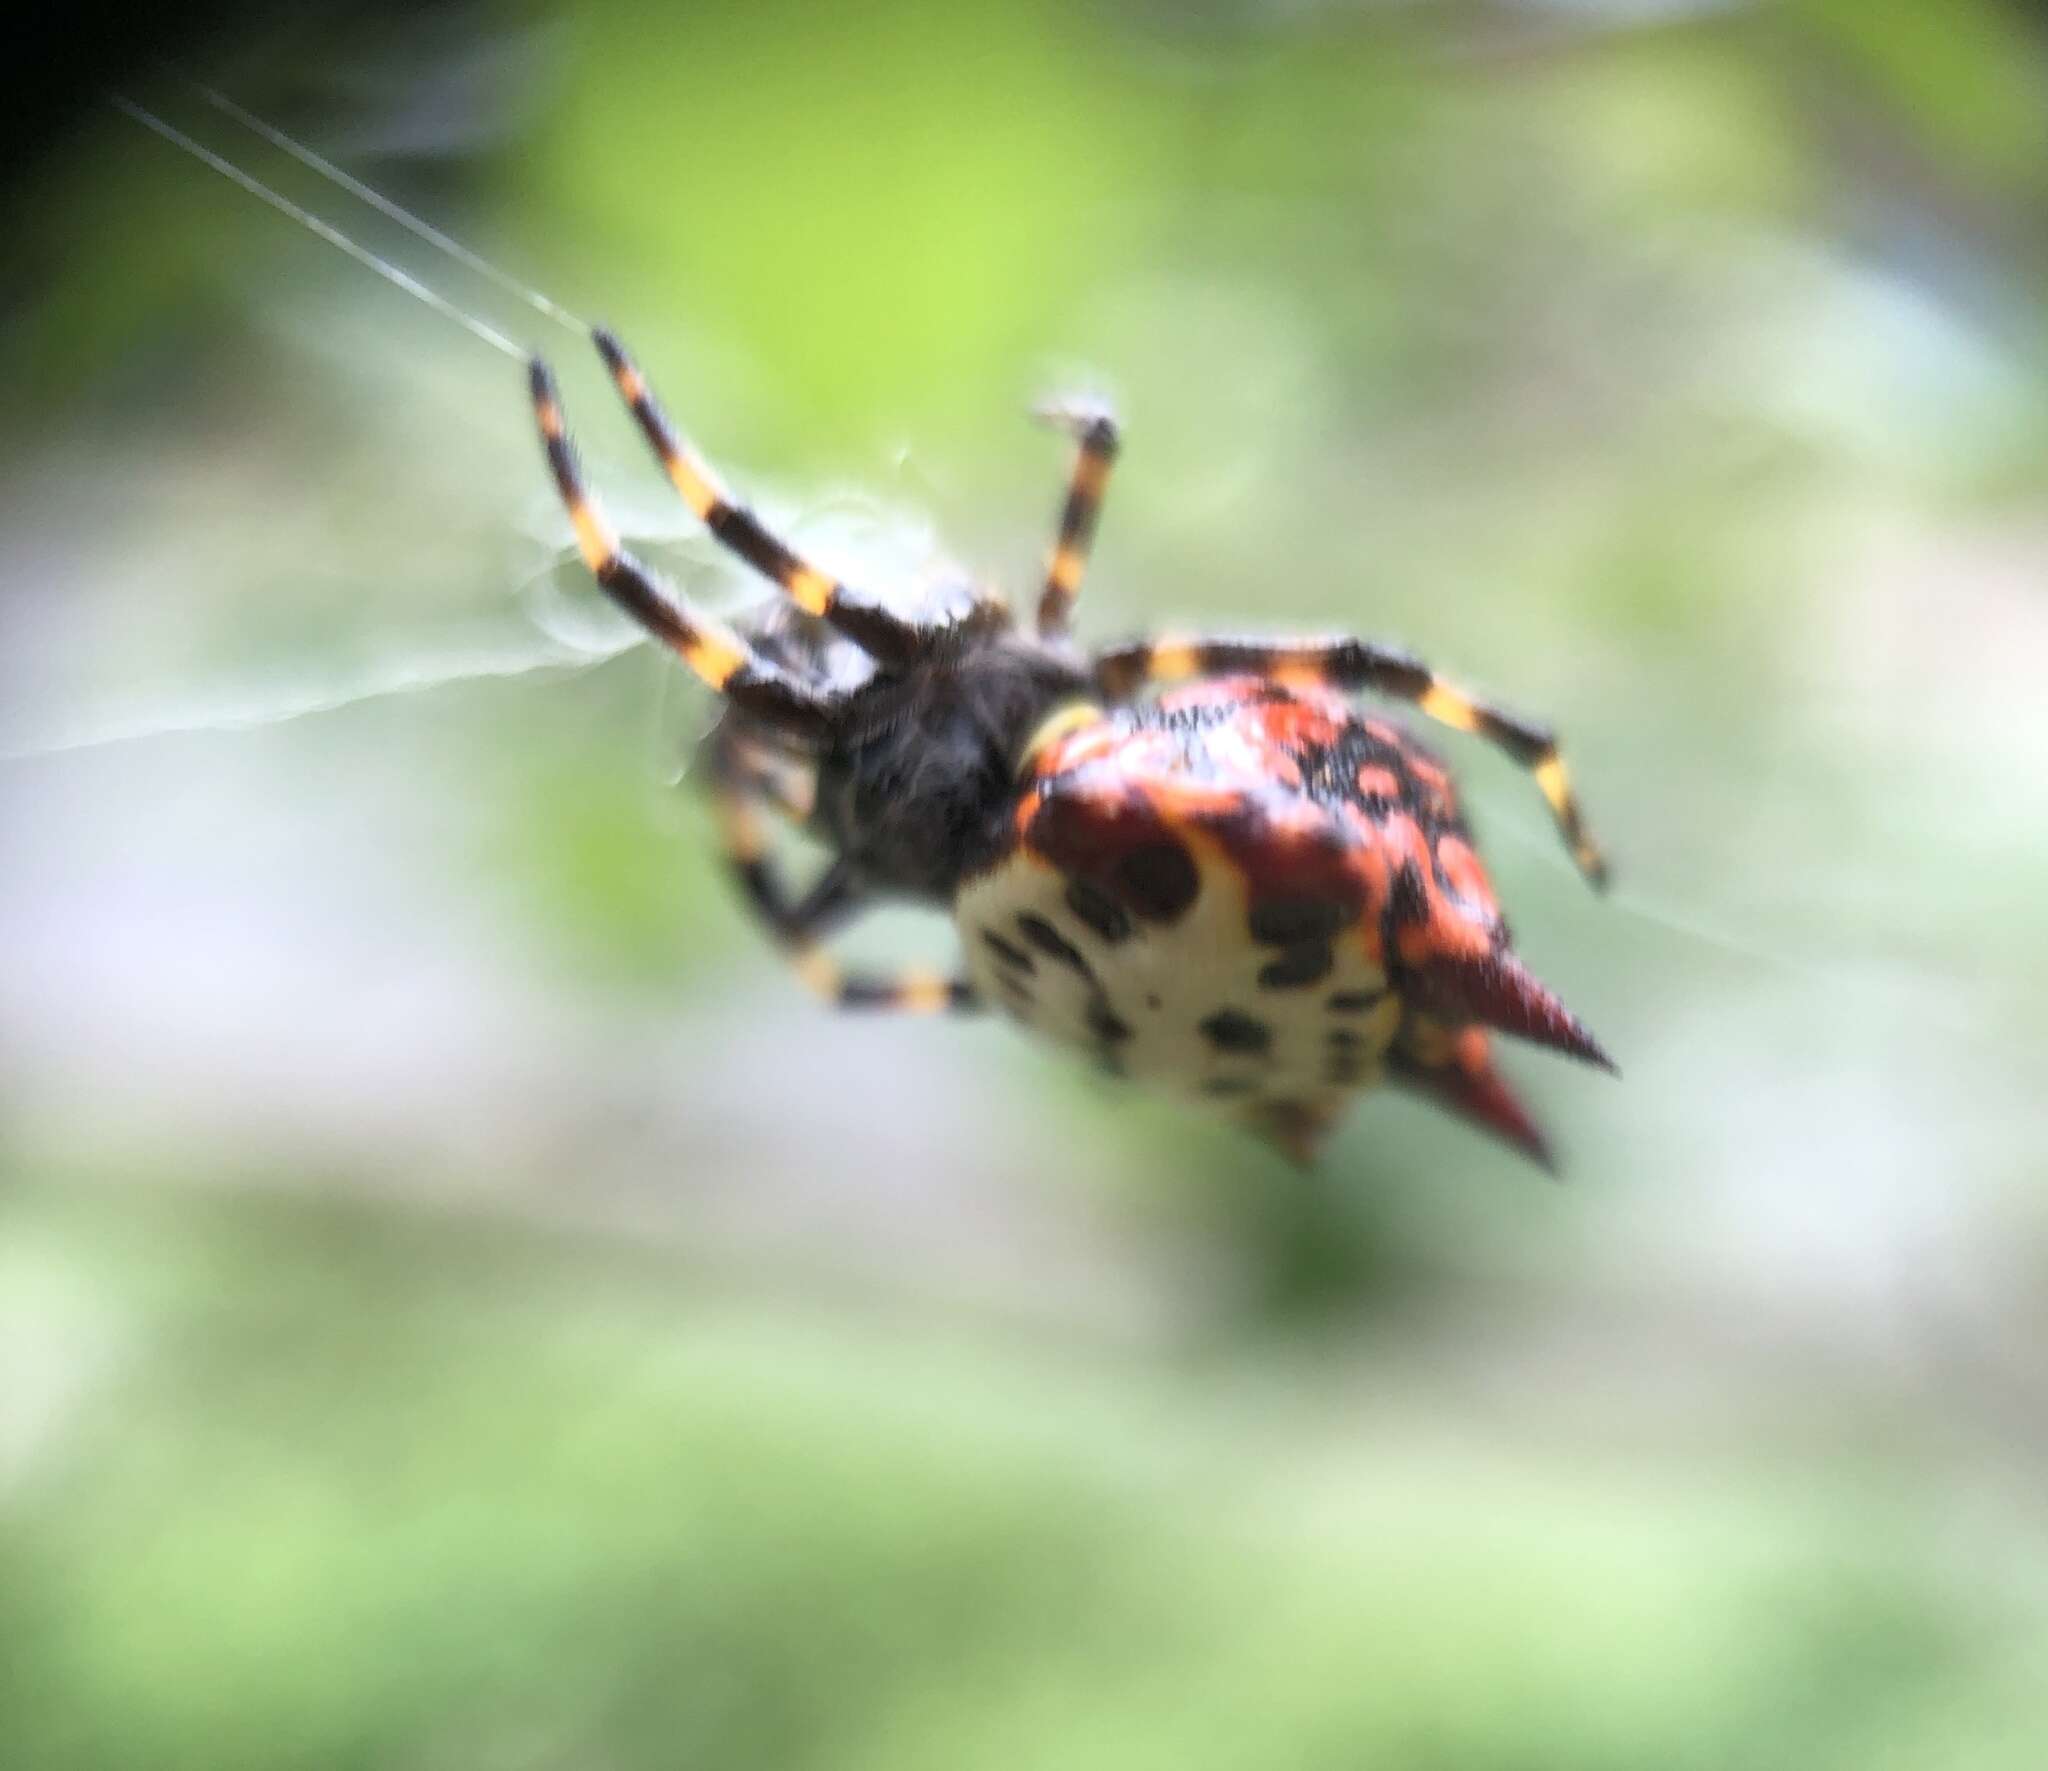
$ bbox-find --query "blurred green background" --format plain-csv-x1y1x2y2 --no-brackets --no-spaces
6,1,2048,1765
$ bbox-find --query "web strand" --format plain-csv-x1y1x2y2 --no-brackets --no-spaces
0,597,643,764
111,95,528,362
195,84,591,338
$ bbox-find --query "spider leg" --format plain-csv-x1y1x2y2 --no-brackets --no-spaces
531,359,837,739
591,329,957,666
1093,632,1608,887
710,777,980,1015
719,731,818,825
1033,398,1120,639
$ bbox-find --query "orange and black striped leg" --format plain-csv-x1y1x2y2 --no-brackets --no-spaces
1033,398,1120,638
591,329,952,666
531,358,838,739
722,734,818,826
712,785,980,1015
1094,633,1609,887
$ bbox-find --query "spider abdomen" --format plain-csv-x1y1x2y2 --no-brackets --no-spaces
955,676,1605,1164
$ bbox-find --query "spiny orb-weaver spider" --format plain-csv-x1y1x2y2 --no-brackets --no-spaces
531,332,1613,1168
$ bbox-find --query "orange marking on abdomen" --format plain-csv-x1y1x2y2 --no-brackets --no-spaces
1383,813,1492,967
1405,753,1450,793
1141,777,1261,824
1397,908,1495,966
1403,753,1456,818
1433,835,1497,913
1249,695,1344,754
1451,1026,1492,1074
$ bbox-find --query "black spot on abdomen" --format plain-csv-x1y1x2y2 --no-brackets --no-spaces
1016,912,1094,979
1085,998,1134,1045
1064,879,1133,944
1387,861,1430,926
1199,1008,1272,1055
1114,839,1199,922
1327,989,1385,1014
981,930,1036,974
1258,942,1334,990
1247,896,1345,946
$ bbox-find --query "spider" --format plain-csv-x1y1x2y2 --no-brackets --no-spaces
530,332,1613,1168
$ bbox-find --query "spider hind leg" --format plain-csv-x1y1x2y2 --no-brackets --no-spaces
710,765,979,1016
1092,631,1609,888
529,356,838,740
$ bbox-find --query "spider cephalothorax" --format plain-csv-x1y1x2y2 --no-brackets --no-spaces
531,330,1613,1167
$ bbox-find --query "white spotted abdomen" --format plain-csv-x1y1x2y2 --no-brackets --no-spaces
954,841,1399,1107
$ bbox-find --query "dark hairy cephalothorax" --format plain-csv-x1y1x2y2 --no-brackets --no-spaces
532,331,1615,1167
777,607,1094,901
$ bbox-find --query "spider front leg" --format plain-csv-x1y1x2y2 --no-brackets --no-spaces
1094,633,1609,887
592,330,980,665
710,774,980,1015
1033,398,1120,638
531,359,838,738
